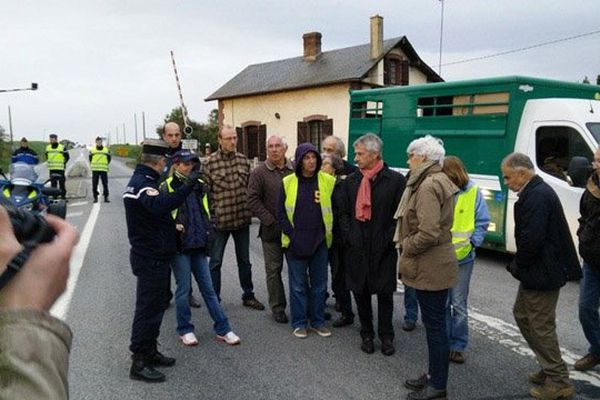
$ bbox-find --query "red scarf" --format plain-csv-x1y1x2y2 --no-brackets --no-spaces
355,160,384,221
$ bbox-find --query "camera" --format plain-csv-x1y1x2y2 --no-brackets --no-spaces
0,200,55,245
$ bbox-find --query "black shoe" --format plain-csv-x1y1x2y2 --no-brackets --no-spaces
381,338,395,356
104,197,110,203
273,311,289,324
332,315,354,328
189,294,202,308
324,311,332,321
402,320,416,332
407,386,447,400
130,359,166,383
145,351,175,367
243,297,265,310
93,197,98,203
361,337,375,354
404,374,428,391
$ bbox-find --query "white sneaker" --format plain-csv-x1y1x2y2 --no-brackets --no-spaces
216,331,241,345
180,332,198,346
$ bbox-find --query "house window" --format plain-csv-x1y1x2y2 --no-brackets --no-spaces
235,124,266,161
384,57,409,86
297,117,333,149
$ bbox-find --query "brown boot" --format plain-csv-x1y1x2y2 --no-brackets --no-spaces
529,382,574,400
528,370,547,385
574,353,600,371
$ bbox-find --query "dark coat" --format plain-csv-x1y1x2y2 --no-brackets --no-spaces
577,175,600,270
508,175,581,290
338,165,405,294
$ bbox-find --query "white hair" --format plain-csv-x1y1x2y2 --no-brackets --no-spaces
266,134,287,149
353,133,382,156
406,135,445,165
323,136,346,158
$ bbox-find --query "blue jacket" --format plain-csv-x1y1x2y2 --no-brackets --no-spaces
123,164,193,260
11,147,39,165
458,180,490,266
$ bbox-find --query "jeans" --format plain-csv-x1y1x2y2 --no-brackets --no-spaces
209,226,255,301
416,288,450,391
579,263,600,357
129,253,172,356
404,286,419,323
446,260,474,351
286,242,328,329
173,252,231,336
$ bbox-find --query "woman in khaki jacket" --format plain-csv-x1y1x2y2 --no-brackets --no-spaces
394,135,458,400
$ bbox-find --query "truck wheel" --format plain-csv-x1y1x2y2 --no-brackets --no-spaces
47,201,67,219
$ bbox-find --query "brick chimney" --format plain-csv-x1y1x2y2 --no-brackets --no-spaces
303,32,322,61
370,15,383,60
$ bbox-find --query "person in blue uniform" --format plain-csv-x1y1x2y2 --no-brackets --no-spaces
11,137,39,165
122,139,198,383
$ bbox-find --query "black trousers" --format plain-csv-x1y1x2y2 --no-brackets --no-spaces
49,169,66,198
353,285,394,341
330,245,354,318
129,253,172,357
92,171,109,198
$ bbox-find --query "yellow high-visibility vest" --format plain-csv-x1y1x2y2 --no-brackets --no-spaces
281,171,335,249
451,185,478,261
164,176,210,220
46,144,66,171
90,146,110,172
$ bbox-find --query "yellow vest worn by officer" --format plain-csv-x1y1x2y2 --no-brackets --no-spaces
164,176,210,220
46,144,66,171
281,171,335,249
451,185,478,261
90,146,110,172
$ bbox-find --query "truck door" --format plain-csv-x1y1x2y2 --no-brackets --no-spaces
530,122,594,249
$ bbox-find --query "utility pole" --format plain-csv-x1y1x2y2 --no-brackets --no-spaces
134,113,138,145
142,112,146,140
438,0,445,76
123,123,126,144
7,106,14,151
116,126,119,144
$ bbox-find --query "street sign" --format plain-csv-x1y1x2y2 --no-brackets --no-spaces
182,139,198,150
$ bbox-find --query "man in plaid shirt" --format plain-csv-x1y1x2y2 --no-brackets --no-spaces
203,125,265,310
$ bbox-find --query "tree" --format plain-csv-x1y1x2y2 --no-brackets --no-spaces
156,107,218,152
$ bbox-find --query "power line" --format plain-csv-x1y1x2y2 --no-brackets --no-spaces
442,29,600,67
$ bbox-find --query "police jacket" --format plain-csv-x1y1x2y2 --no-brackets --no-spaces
123,164,193,260
11,147,39,165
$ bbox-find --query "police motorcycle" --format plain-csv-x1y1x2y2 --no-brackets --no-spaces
0,162,67,219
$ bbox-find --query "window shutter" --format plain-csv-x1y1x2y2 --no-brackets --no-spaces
401,59,409,86
258,124,267,161
383,58,391,85
297,121,309,144
323,119,333,138
236,127,244,154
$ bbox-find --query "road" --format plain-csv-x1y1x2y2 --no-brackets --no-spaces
50,152,599,399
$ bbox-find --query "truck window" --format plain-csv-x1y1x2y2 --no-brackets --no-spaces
586,123,600,144
417,92,509,117
351,101,383,119
535,126,593,182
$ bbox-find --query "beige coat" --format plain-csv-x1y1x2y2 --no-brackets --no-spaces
395,164,459,291
0,309,72,399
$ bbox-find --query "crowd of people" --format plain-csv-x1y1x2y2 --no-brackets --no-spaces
2,122,600,400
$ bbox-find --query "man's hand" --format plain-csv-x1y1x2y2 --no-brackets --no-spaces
0,208,79,311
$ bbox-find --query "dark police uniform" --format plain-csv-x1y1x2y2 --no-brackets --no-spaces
123,164,193,362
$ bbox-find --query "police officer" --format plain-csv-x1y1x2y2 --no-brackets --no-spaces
89,136,111,203
123,139,199,383
11,137,39,165
45,134,69,199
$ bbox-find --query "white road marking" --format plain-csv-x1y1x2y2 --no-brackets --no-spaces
50,202,101,320
68,201,88,207
66,211,84,218
396,282,600,386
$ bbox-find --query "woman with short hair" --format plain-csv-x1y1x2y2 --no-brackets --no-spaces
394,135,458,400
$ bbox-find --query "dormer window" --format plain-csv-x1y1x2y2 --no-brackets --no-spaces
384,57,409,86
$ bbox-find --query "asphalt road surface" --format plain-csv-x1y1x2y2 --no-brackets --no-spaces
50,153,600,399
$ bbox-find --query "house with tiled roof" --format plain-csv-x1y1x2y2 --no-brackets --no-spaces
206,16,442,160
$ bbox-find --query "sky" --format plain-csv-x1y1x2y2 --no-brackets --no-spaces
1,0,599,146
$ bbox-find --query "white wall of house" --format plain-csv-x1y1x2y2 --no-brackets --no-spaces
220,83,352,150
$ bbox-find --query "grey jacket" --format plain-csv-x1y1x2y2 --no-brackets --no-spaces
0,309,72,399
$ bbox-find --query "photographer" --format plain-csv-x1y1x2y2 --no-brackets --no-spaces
0,206,79,399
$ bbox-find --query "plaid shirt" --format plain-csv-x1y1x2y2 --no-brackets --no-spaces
203,149,252,230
